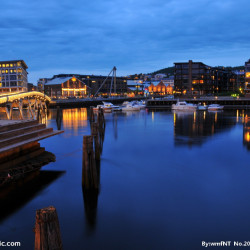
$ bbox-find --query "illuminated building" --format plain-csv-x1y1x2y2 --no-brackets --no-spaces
245,59,250,96
44,76,89,98
0,60,28,93
174,60,237,96
148,81,173,95
51,74,128,96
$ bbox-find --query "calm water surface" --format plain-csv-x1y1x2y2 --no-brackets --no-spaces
1,108,250,250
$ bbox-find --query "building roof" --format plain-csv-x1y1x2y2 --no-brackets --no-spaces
0,60,28,69
45,77,73,85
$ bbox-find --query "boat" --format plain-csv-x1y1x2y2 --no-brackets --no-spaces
172,101,197,111
93,104,112,113
102,102,122,111
207,104,224,111
122,102,141,111
197,103,207,111
131,100,146,109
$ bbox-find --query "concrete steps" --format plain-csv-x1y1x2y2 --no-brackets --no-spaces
0,120,63,170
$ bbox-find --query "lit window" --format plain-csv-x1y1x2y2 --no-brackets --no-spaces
6,64,9,67
17,62,21,66
2,70,5,73
0,64,1,68
10,64,13,67
2,64,5,67
246,72,250,78
5,70,8,73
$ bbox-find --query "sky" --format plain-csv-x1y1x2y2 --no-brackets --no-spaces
1,0,250,83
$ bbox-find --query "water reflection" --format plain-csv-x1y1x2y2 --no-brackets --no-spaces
47,108,88,130
0,170,65,222
173,110,236,146
243,115,250,150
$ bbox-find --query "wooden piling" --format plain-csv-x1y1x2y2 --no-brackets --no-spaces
34,206,63,250
56,106,62,130
91,123,100,161
89,106,95,122
82,136,98,189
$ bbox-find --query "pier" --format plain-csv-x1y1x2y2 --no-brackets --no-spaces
146,97,250,109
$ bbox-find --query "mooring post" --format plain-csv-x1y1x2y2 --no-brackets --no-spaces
82,136,98,189
34,206,63,250
91,123,101,161
89,106,95,122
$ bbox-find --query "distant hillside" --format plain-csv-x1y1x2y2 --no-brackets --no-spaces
150,67,175,75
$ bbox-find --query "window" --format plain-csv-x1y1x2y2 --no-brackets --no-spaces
6,64,9,67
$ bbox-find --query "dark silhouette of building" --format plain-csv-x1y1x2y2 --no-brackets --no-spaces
174,60,237,96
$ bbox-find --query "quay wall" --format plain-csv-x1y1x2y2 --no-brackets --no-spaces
146,98,250,110
48,97,146,108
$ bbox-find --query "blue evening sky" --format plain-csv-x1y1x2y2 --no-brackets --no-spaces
1,0,250,83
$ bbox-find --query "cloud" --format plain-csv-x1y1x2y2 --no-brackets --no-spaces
0,0,250,83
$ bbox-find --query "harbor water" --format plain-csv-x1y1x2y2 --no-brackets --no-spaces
1,108,250,249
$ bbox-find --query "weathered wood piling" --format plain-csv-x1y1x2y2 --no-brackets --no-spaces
56,106,62,130
82,136,98,189
34,206,63,250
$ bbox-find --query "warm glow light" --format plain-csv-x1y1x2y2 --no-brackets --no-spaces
246,72,250,78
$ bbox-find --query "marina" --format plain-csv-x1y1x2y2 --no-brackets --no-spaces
1,108,250,249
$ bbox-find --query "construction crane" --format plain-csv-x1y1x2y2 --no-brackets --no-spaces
94,66,117,97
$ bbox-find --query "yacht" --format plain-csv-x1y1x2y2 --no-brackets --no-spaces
122,102,141,111
207,104,224,111
172,101,197,111
102,102,122,111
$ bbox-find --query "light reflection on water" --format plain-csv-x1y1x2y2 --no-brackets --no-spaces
1,108,250,249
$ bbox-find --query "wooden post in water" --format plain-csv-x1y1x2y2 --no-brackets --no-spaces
56,106,62,130
34,206,63,250
91,122,100,161
89,106,95,123
82,136,98,189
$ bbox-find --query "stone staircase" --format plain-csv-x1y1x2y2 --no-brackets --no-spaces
0,120,63,170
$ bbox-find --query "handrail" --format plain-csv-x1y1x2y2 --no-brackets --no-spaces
0,91,51,104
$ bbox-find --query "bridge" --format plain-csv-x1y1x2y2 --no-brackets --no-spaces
0,91,51,120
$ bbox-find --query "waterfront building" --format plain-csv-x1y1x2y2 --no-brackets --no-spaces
174,60,237,96
174,60,212,96
245,59,250,96
148,81,173,95
37,78,52,93
44,76,89,98
51,74,128,96
0,60,28,93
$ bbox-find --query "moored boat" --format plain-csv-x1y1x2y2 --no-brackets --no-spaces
207,104,224,111
122,102,141,111
172,101,197,111
197,103,208,111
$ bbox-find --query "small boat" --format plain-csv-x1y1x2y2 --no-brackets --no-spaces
122,102,141,111
102,102,122,111
207,104,224,111
131,100,146,109
172,101,197,111
197,103,207,111
93,104,112,113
